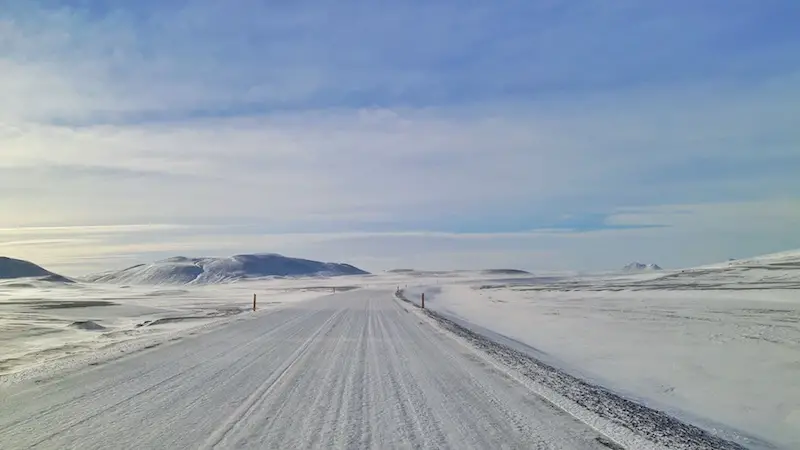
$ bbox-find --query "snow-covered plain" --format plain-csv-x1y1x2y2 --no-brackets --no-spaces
403,251,800,449
1,250,798,448
0,277,359,382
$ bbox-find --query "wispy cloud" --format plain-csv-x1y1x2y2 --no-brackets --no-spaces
0,224,194,235
5,199,800,276
1,1,799,272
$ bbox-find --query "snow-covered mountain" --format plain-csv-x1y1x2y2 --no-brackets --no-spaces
622,262,663,272
0,256,72,283
83,253,369,285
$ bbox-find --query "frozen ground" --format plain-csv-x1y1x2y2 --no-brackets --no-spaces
403,251,800,449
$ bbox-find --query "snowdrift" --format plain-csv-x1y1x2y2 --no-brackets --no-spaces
83,253,369,285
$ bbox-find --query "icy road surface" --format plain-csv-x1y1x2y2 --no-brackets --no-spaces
0,290,613,449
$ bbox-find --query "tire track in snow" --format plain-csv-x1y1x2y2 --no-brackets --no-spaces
379,311,449,448
200,307,347,449
1,290,623,450
260,307,356,448
386,297,585,449
334,296,371,449
2,308,328,448
81,309,334,448
305,310,358,448
0,307,317,434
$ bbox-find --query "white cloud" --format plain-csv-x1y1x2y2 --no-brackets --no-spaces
2,74,798,229
0,224,194,235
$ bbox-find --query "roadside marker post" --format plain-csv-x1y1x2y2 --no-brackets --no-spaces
421,293,425,309
253,294,257,311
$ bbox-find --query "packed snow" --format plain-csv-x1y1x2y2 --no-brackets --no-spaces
82,253,369,285
0,291,626,449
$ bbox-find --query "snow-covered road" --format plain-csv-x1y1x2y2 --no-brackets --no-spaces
0,289,612,449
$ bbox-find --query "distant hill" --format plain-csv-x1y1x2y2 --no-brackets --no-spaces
481,269,532,275
0,256,72,282
617,249,800,290
623,262,663,272
83,253,369,285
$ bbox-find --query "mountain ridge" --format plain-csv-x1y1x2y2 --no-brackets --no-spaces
623,261,663,272
0,256,73,282
83,253,369,285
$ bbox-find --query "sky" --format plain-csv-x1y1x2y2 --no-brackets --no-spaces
2,0,800,275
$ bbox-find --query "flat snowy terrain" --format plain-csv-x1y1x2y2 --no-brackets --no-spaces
0,290,617,449
0,278,349,380
403,251,800,449
1,250,797,449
